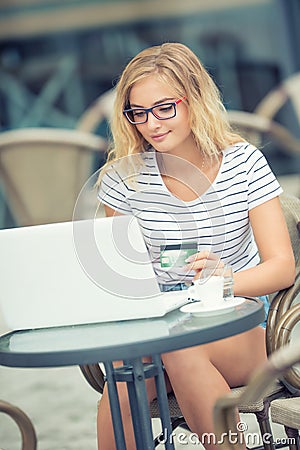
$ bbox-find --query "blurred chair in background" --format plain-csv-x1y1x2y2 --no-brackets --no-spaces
254,72,300,197
228,109,300,197
254,72,300,130
227,110,300,154
76,88,115,134
0,128,105,227
0,400,37,450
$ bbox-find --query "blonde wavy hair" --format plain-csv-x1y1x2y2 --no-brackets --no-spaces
98,42,243,182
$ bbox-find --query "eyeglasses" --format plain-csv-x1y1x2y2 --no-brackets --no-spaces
123,97,186,125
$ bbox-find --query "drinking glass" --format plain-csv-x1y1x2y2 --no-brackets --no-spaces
222,264,234,300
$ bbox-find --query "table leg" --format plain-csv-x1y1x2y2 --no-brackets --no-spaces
118,361,146,449
104,362,127,450
122,357,176,450
152,354,175,450
105,356,175,450
125,358,155,450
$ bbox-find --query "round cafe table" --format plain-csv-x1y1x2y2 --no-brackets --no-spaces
0,297,264,450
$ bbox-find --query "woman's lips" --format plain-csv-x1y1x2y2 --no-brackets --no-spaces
151,131,170,141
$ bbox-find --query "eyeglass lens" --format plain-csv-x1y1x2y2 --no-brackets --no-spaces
125,103,176,124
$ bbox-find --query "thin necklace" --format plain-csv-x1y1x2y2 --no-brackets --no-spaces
201,155,206,172
159,154,206,175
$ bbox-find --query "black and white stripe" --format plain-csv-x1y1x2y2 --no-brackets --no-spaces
98,143,282,284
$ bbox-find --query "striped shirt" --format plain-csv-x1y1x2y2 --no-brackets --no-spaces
98,142,282,285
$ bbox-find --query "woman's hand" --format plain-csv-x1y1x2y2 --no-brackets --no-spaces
185,250,224,280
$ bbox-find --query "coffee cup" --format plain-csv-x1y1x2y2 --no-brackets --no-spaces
188,273,224,308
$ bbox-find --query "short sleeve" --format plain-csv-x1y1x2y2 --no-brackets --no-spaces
245,144,283,210
98,167,133,215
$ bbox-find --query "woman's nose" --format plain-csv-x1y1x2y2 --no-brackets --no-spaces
146,112,162,129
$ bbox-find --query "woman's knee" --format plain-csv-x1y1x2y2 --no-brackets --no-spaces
162,346,211,377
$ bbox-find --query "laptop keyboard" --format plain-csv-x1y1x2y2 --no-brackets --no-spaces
162,290,189,311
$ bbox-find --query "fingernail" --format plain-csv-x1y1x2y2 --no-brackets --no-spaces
185,256,194,263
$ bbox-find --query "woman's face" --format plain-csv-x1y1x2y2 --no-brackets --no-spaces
128,75,195,156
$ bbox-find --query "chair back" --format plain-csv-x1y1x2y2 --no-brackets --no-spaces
228,110,300,197
227,109,300,155
254,72,300,127
76,88,116,134
0,128,105,226
280,194,300,266
265,194,300,395
214,342,300,449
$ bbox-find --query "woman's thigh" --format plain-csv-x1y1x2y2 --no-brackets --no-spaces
162,326,267,388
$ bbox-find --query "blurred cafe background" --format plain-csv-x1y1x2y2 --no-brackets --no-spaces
0,0,299,229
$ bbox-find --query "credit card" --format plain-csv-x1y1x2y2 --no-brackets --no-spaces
160,243,198,268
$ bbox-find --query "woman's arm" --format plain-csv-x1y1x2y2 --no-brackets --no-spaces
185,196,295,296
103,204,123,217
233,196,295,297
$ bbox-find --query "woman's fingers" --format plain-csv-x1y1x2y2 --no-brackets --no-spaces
185,251,222,271
184,251,225,281
185,250,212,264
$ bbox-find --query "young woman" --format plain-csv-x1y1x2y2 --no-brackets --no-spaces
97,42,295,450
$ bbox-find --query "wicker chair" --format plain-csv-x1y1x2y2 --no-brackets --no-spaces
228,110,300,198
76,88,115,134
80,194,300,449
0,127,105,226
0,400,37,450
253,73,300,199
268,301,300,450
214,339,300,450
227,109,300,157
270,396,300,450
254,72,300,128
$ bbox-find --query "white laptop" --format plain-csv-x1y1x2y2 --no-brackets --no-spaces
0,215,190,330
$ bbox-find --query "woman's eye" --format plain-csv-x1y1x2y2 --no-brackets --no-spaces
158,105,172,113
133,110,146,118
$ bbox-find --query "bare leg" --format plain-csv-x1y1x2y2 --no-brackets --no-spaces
161,327,267,450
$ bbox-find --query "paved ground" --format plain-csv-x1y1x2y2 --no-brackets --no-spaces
0,308,295,450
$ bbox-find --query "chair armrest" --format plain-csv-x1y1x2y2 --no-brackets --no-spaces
214,343,300,449
266,266,300,355
227,110,300,155
79,364,105,394
0,400,37,450
274,303,300,392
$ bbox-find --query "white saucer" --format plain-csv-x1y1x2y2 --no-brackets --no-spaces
180,297,246,317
